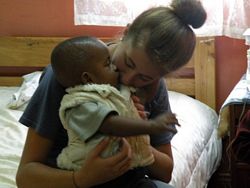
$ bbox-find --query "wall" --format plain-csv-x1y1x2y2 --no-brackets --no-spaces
0,0,248,111
0,0,124,37
215,37,248,111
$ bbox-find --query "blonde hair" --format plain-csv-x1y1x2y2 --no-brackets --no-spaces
123,0,207,73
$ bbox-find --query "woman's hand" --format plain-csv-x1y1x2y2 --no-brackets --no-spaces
131,95,148,119
75,138,132,187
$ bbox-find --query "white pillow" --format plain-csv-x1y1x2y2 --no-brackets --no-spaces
168,91,220,188
7,71,42,110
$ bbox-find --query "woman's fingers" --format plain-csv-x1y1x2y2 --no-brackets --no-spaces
109,138,131,165
89,138,110,158
138,111,148,120
133,103,145,112
131,95,148,119
131,95,140,103
131,95,144,110
103,138,132,175
80,138,132,186
93,137,132,171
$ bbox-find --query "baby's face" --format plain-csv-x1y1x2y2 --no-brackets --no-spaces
90,47,119,87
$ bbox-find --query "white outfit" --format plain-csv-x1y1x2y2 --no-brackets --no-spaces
57,84,154,170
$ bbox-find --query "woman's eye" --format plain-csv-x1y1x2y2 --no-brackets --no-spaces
139,74,153,82
140,77,151,82
124,55,135,69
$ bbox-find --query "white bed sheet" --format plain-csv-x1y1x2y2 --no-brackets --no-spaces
0,87,27,188
0,87,222,188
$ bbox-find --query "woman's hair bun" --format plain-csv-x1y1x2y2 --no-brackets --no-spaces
170,0,207,29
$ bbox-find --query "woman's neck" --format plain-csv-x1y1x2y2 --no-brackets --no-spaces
136,79,160,104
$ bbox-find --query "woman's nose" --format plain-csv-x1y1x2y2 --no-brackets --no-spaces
121,71,136,86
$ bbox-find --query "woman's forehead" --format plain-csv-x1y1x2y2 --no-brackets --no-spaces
126,45,165,77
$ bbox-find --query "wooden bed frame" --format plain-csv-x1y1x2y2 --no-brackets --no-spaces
0,36,216,110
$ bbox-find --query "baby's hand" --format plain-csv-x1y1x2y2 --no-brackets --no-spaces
149,113,180,134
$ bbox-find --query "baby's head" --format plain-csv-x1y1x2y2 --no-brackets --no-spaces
51,36,118,88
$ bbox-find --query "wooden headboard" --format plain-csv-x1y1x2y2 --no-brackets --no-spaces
0,36,216,109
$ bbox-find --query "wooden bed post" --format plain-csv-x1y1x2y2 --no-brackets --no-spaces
194,37,216,110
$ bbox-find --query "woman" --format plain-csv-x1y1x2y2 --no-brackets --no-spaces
16,0,206,187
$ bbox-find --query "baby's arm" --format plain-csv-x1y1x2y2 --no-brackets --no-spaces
63,101,178,141
99,112,179,136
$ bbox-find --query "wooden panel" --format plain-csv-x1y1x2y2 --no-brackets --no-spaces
166,37,216,109
0,36,114,67
0,37,66,67
194,37,216,109
166,78,195,96
0,66,44,76
0,36,216,109
0,77,23,86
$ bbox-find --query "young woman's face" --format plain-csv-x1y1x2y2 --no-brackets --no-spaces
112,42,165,88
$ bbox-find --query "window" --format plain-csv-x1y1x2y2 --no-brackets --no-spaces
74,0,250,39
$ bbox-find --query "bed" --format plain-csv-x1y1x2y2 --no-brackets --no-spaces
0,36,221,188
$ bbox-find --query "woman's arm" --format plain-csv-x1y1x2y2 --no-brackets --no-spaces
131,80,175,183
16,128,78,188
16,128,132,188
147,144,174,183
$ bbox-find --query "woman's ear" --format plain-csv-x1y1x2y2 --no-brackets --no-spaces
81,72,93,84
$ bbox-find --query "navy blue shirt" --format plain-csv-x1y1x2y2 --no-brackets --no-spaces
19,65,175,167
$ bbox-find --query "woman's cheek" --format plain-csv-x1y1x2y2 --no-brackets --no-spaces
115,60,125,72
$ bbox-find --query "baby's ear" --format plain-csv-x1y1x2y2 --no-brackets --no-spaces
81,72,93,84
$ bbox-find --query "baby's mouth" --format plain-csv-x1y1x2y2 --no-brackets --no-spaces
117,73,122,84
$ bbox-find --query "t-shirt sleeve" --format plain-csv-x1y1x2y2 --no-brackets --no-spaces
145,78,177,146
65,101,117,141
19,65,68,167
19,65,66,140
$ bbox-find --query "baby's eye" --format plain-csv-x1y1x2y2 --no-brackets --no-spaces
105,57,111,66
105,57,116,71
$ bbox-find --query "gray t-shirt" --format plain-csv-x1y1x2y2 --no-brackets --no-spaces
19,65,176,167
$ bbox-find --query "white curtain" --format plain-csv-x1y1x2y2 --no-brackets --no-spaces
74,0,250,39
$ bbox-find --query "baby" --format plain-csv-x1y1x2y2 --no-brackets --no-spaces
51,36,179,187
